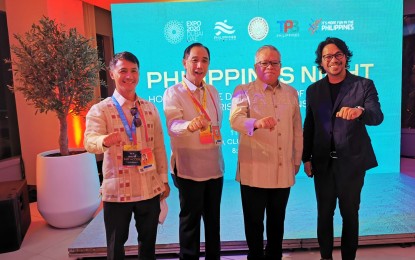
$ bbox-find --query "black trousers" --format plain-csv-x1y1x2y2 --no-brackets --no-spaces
314,159,365,260
240,184,291,260
176,176,223,260
103,195,160,260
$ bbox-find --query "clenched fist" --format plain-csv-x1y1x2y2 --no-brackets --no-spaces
336,106,364,120
254,116,277,131
103,132,122,147
187,115,211,132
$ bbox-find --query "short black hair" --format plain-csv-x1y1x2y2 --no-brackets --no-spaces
183,43,210,60
109,51,140,71
315,37,353,74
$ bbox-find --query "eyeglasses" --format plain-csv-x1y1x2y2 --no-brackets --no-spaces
322,52,345,62
256,61,281,68
130,107,142,127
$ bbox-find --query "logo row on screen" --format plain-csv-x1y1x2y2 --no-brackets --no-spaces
164,17,355,44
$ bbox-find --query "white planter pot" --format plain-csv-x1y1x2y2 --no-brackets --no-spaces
36,149,101,228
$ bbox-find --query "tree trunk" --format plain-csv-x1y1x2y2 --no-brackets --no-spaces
58,115,69,156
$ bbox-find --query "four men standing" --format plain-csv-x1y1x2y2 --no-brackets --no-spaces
85,38,383,260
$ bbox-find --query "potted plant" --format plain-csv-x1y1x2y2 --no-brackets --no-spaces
6,16,105,228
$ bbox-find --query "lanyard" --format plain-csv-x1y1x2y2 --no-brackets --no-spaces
206,87,220,123
112,96,135,143
183,81,219,123
135,100,149,142
112,96,150,145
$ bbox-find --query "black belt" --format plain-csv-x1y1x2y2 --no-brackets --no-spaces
330,151,338,159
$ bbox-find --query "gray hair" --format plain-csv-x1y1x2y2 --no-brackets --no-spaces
255,45,281,63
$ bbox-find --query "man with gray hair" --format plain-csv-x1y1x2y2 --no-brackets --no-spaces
230,45,303,259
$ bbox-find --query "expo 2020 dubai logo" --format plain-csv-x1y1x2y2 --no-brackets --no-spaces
248,17,269,41
164,20,184,44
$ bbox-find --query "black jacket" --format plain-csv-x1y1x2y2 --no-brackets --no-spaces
302,71,384,175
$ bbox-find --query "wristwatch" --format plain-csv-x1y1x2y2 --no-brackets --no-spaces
355,106,365,112
355,106,365,118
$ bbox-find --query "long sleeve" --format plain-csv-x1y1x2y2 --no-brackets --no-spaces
292,91,303,166
302,86,315,163
84,99,110,154
83,95,168,202
163,81,224,181
230,80,302,188
152,104,168,183
163,83,193,137
360,80,384,126
229,83,257,136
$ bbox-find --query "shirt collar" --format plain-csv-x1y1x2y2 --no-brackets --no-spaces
113,89,137,107
256,79,281,91
183,77,204,92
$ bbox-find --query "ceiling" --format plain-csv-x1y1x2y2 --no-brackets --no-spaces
81,0,146,11
81,0,188,11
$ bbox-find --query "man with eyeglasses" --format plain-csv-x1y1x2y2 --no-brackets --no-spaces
84,51,170,260
302,37,383,260
230,45,303,260
163,43,224,260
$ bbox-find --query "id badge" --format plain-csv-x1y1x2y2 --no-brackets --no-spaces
123,145,141,166
139,147,155,172
211,125,222,145
199,125,214,144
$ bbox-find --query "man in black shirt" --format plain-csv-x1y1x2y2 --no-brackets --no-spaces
302,37,384,260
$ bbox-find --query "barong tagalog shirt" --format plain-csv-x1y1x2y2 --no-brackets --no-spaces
84,90,168,202
230,80,303,188
163,77,224,181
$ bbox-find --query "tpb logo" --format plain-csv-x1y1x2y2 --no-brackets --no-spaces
276,20,299,33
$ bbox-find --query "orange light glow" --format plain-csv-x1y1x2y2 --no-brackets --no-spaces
68,114,85,148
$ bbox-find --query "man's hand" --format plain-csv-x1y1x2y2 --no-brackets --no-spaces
187,115,211,132
336,107,363,120
103,132,122,147
304,161,313,178
160,183,170,200
254,116,277,131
